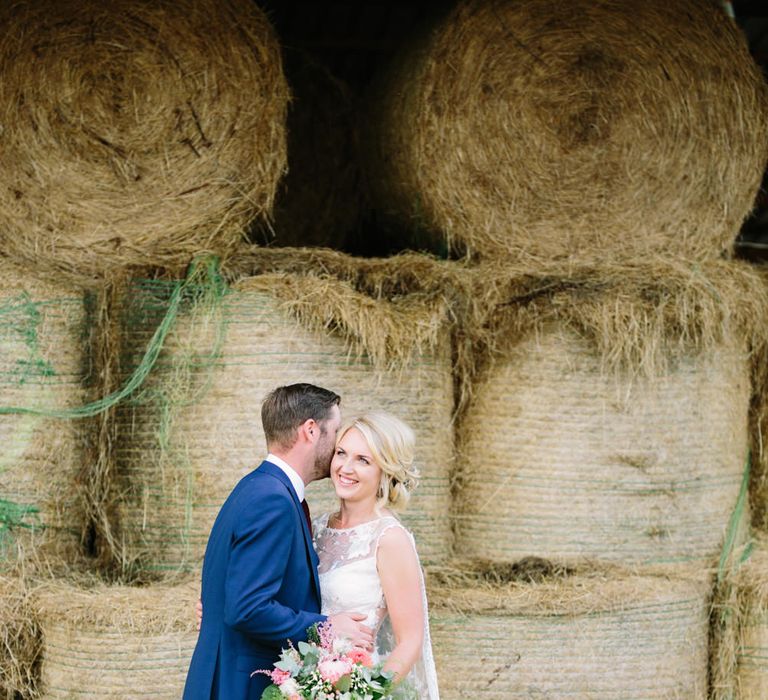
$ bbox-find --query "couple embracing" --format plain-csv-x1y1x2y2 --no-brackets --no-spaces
184,383,440,699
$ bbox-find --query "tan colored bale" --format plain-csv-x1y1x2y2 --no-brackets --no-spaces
35,580,198,699
113,274,453,576
0,263,90,570
0,0,288,281
427,563,711,699
365,0,768,261
455,324,750,567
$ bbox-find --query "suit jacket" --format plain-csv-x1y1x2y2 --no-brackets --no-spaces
183,460,325,699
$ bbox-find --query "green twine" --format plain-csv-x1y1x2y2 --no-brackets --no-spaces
0,498,41,558
0,499,40,532
0,255,225,420
717,451,752,584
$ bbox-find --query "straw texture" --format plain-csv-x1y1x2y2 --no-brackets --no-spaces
711,536,768,700
427,562,710,698
35,579,198,698
0,263,89,571
364,0,768,261
455,324,750,567
0,576,39,700
0,0,288,281
112,273,453,576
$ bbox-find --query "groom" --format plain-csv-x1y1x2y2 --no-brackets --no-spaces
183,383,373,699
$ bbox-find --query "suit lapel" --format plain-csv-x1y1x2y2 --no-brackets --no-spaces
258,461,322,604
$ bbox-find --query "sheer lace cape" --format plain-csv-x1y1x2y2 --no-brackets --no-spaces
313,513,440,700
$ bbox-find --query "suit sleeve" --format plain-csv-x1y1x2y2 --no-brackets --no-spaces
223,489,325,644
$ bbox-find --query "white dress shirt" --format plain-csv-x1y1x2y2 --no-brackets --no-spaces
265,452,305,502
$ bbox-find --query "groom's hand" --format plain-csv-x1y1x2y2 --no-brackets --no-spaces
328,613,374,651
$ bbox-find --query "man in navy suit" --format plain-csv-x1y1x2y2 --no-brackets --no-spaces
183,383,373,699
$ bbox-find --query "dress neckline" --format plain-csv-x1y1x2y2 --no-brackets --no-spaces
322,512,396,532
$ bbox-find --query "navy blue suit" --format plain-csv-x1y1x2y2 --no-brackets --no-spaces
183,460,325,699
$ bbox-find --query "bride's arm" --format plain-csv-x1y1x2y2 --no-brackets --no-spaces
377,526,425,681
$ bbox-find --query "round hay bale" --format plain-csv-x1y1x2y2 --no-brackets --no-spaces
711,536,768,700
0,576,40,699
112,273,453,577
364,0,768,261
427,562,711,698
35,579,198,699
0,262,90,570
0,0,288,280
251,53,363,249
454,324,750,566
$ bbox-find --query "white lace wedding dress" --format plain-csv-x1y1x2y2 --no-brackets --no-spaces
313,513,440,700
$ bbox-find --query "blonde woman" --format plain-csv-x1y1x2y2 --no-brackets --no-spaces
314,411,440,699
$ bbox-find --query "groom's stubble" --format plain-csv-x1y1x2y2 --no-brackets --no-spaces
311,407,341,482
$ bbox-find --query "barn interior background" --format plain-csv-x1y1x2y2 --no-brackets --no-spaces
0,0,768,697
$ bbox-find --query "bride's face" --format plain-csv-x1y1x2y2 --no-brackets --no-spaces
331,427,382,506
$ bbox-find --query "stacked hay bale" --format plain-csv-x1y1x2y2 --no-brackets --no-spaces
0,0,289,282
0,262,91,572
33,580,198,698
453,258,767,567
363,0,768,261
427,562,711,698
358,0,768,695
110,267,454,576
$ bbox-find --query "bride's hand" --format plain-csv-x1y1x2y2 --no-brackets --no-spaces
327,612,374,651
196,599,203,630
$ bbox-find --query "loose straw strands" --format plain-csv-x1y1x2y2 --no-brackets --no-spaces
362,0,768,262
0,576,40,700
0,0,289,282
711,536,768,700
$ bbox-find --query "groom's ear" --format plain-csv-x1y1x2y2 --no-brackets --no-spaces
298,418,319,445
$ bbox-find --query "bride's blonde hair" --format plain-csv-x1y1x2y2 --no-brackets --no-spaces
337,411,419,512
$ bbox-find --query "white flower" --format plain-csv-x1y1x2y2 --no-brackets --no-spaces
332,636,352,656
278,678,300,697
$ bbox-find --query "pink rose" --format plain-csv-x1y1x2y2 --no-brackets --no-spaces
347,649,373,667
317,657,352,684
270,668,291,685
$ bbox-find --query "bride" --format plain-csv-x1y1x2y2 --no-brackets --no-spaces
315,411,440,699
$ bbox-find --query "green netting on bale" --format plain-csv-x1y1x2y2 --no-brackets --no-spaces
0,257,226,574
0,273,90,570
112,272,453,578
114,272,229,576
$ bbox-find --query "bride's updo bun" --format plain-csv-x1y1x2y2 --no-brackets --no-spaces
338,412,419,512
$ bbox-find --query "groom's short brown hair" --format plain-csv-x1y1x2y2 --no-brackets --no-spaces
262,383,341,449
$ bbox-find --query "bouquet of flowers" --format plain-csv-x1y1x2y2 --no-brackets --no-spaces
257,622,414,700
